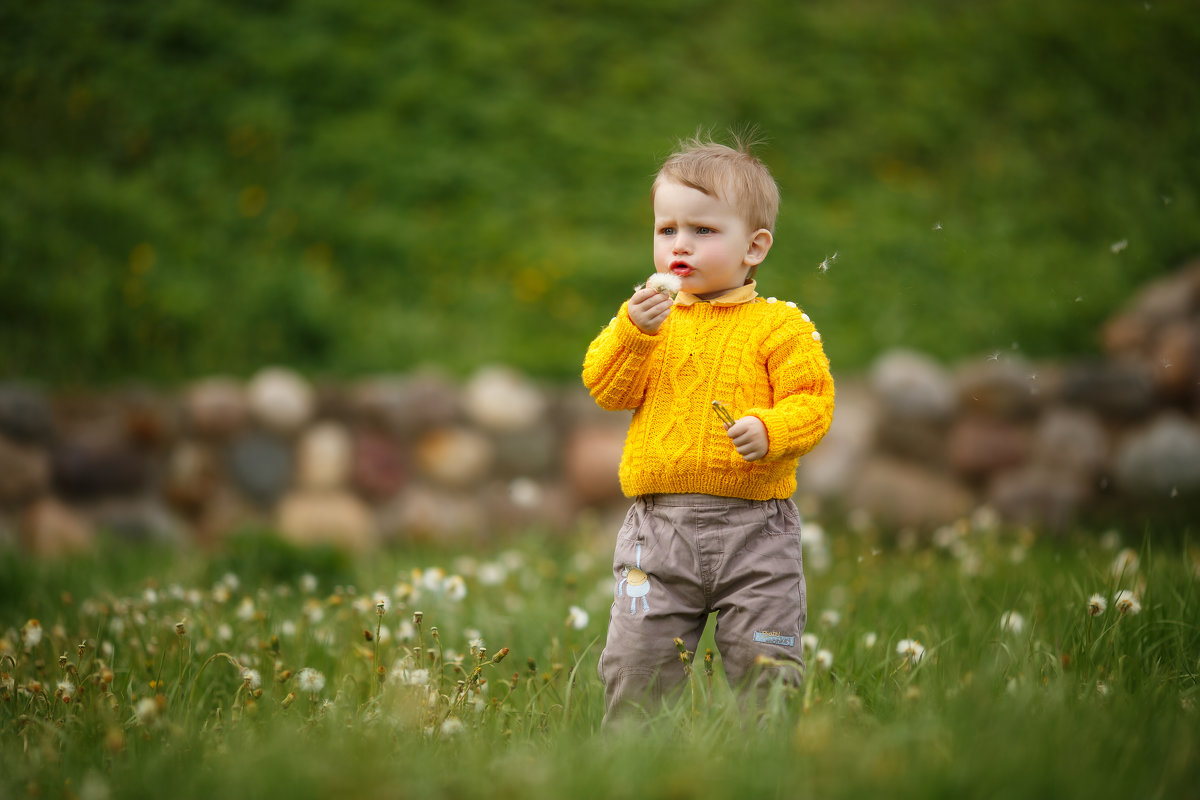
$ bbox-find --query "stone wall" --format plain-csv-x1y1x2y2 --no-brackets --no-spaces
3,260,1199,555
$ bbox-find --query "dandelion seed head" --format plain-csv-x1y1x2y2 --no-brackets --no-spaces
801,633,819,652
1087,593,1107,616
440,717,465,737
22,620,43,649
242,668,262,690
1114,590,1141,616
135,696,159,724
297,667,326,694
567,605,590,630
861,632,878,649
645,272,682,298
819,609,841,628
815,649,834,670
443,575,468,602
1000,611,1026,634
1111,548,1139,579
897,638,926,663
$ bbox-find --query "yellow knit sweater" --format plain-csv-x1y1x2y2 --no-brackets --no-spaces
582,283,835,500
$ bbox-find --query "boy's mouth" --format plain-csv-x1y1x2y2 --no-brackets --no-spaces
669,262,695,277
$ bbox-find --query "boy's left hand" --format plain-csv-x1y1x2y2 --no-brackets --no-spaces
725,416,768,462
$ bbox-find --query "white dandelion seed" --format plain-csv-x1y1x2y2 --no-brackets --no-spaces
440,717,465,737
567,605,590,630
819,609,841,628
1110,239,1128,254
987,351,1001,361
861,632,878,649
645,272,682,298
815,649,834,671
801,633,819,653
57,680,76,701
477,562,507,587
1114,590,1141,616
421,567,447,593
297,667,326,694
1000,611,1026,635
299,573,318,594
817,252,838,273
1087,593,1107,617
932,221,943,231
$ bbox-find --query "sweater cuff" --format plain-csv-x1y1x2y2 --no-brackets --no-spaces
615,303,664,353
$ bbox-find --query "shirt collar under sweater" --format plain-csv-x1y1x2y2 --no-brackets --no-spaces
673,280,759,307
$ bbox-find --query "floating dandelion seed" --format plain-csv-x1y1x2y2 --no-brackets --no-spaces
1087,593,1107,616
932,221,943,231
987,351,1001,361
818,251,838,273
1110,239,1128,254
644,272,682,298
1114,590,1141,616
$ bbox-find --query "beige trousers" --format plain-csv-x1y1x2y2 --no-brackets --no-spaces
597,493,808,719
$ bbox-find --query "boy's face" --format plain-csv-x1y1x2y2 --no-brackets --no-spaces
652,179,772,301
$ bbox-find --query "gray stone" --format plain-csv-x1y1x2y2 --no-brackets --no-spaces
845,456,976,530
1032,408,1109,477
988,465,1089,532
226,431,293,506
1114,413,1200,497
1059,360,1156,420
376,484,487,544
0,384,54,444
50,437,149,500
796,381,877,498
945,417,1033,481
350,371,462,440
956,357,1041,420
0,434,50,506
870,349,957,422
87,497,186,545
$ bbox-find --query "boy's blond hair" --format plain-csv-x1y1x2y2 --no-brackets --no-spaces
652,132,780,233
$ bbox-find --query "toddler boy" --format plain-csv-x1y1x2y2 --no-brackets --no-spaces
582,134,835,719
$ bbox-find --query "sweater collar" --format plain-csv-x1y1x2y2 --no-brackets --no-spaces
674,280,759,307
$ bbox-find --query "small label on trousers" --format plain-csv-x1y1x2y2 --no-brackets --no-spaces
753,630,796,647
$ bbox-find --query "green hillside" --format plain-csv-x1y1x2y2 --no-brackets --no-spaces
2,0,1197,384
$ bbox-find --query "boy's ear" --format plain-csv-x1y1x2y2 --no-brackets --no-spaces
743,229,773,267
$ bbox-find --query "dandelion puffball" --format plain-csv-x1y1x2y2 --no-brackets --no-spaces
645,272,682,298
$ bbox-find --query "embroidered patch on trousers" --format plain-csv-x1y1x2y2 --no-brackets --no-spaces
753,630,796,647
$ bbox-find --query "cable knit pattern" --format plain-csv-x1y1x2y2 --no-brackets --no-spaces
582,289,835,500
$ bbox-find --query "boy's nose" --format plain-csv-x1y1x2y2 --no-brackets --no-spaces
672,233,692,253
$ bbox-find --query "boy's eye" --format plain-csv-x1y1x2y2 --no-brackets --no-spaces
659,227,675,236
696,227,714,235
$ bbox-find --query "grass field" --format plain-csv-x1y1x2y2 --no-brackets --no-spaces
2,518,1197,799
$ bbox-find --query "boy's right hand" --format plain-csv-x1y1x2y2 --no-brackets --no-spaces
628,287,673,334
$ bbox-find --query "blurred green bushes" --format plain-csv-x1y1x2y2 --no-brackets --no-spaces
1,0,1197,384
